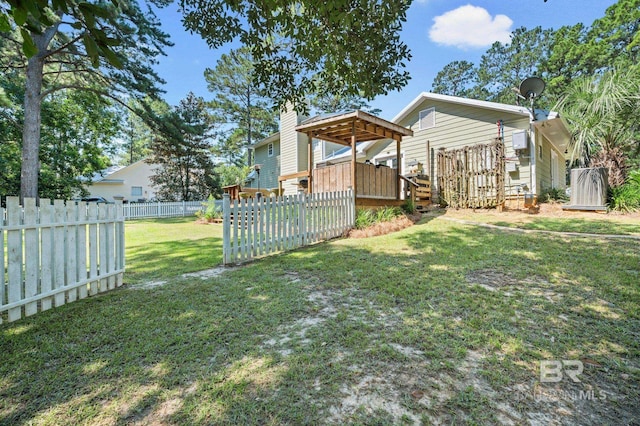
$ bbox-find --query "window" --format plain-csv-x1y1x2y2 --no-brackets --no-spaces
131,186,142,197
538,145,543,160
268,143,274,157
418,107,435,130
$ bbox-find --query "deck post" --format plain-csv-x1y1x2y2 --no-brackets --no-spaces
351,122,357,199
396,136,401,200
307,132,313,194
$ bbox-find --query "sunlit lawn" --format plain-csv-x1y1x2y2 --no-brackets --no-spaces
438,208,640,236
124,216,223,284
0,215,638,425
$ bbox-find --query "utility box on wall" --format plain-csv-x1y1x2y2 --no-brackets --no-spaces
512,130,528,151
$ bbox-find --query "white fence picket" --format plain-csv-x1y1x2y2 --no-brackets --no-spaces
0,197,125,323
122,200,212,220
66,203,78,303
39,200,53,311
77,203,88,299
23,198,38,316
222,189,354,265
7,197,22,322
88,203,99,296
0,205,5,324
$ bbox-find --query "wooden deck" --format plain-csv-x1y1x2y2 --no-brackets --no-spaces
313,162,397,199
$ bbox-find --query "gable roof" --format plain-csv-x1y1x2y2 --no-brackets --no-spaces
251,131,280,149
296,110,412,145
392,92,571,153
392,92,555,123
89,159,151,184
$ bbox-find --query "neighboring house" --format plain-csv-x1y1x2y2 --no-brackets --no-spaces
245,132,280,190
250,92,571,201
248,108,354,195
86,159,159,202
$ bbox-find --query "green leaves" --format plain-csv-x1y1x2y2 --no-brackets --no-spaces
83,34,100,67
0,12,10,31
181,0,412,111
20,28,38,56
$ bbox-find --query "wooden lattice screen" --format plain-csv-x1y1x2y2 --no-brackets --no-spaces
437,139,505,208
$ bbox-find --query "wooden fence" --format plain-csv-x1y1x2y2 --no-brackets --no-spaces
313,162,397,199
1,197,125,323
123,200,209,220
222,190,355,265
437,139,505,208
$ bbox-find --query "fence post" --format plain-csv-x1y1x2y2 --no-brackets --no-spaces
347,187,355,228
222,194,231,265
115,201,125,287
183,200,186,216
299,192,306,246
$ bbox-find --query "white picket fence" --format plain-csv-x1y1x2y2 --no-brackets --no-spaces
222,190,355,265
1,197,125,323
123,200,213,220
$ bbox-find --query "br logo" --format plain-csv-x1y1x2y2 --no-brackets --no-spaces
540,360,584,383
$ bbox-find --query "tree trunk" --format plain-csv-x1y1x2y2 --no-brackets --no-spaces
20,26,58,200
20,54,45,200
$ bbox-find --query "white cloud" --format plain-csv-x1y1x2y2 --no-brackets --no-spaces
429,5,513,49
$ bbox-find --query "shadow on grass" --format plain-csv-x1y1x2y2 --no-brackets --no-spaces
1,219,638,425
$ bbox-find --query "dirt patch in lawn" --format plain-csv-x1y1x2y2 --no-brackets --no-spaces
348,213,422,239
465,269,520,291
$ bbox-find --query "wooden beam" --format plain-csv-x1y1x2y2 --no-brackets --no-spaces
351,122,357,199
295,115,356,133
312,133,351,146
278,170,310,182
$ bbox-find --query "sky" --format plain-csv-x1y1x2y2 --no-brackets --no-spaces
153,0,618,121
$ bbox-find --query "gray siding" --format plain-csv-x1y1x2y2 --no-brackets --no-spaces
397,98,534,198
537,134,567,191
279,106,309,195
247,140,280,190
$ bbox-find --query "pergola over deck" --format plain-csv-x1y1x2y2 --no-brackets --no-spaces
280,110,413,201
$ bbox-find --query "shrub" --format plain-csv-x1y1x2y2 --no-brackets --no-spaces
402,198,416,214
195,195,222,221
354,206,403,229
538,187,569,203
609,170,640,212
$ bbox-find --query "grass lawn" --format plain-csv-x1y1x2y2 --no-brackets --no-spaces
124,217,223,284
437,206,640,236
0,215,638,425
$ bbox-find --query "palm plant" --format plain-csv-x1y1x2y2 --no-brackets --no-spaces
555,65,640,187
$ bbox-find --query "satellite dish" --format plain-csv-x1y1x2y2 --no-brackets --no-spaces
518,77,545,100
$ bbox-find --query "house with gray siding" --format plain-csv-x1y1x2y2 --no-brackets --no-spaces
245,132,280,190
378,92,571,199
251,92,571,203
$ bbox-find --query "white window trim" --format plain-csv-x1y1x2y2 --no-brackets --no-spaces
418,107,435,131
131,186,143,196
268,143,274,157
